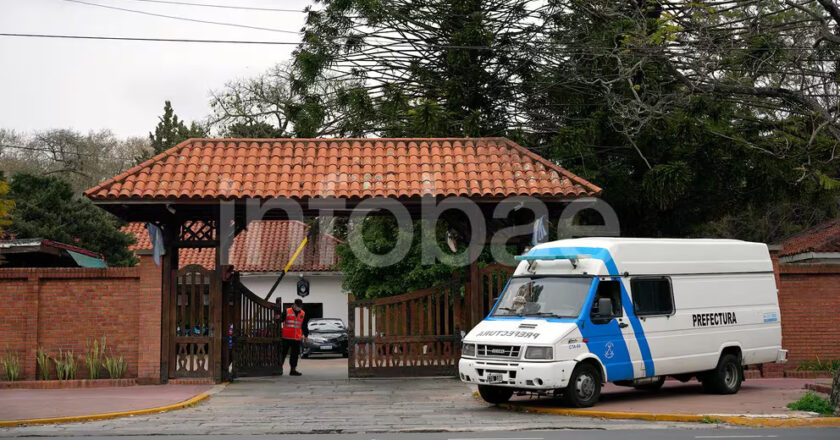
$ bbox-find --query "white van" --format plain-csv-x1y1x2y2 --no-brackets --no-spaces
459,238,787,407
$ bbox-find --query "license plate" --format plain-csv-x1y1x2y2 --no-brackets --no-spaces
486,373,504,383
319,344,333,350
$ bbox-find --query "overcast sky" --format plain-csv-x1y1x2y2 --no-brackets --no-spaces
0,0,312,138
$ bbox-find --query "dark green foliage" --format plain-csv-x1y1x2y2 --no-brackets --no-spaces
335,217,468,299
7,173,137,267
140,101,206,162
787,393,835,416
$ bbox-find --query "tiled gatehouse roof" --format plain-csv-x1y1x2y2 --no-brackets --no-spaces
122,220,340,272
86,138,601,201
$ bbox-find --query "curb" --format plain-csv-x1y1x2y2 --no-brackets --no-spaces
0,383,227,428
499,403,840,427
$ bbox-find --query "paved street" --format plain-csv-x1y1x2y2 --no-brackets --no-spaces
0,359,832,437
5,429,840,440
2,359,698,436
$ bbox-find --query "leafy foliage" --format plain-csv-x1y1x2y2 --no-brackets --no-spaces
141,100,206,162
104,351,128,379
336,217,468,299
84,337,106,380
0,172,13,237
787,392,835,416
795,357,840,374
54,350,77,381
1,351,21,382
37,347,50,380
7,173,137,267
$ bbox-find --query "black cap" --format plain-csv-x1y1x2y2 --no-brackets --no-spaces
294,298,303,306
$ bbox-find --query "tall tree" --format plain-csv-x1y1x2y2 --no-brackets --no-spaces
295,0,542,137
7,174,137,267
1,129,148,193
142,100,206,162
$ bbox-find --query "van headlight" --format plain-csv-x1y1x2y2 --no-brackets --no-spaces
462,343,476,357
524,346,553,360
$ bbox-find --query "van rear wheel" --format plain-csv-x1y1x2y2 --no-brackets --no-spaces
702,353,742,394
477,385,513,405
563,363,602,408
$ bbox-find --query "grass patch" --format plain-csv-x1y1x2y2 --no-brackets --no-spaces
787,393,836,416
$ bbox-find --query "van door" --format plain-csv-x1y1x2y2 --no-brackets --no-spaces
580,279,635,382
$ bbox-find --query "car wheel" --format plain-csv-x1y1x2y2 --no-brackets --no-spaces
633,376,665,392
477,385,514,405
563,363,602,408
701,353,742,394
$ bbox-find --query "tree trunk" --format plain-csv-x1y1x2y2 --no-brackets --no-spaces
831,368,840,415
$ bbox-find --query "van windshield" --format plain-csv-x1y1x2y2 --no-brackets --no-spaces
492,277,593,319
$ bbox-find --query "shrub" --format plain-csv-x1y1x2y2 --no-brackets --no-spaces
795,357,840,374
787,393,835,416
85,337,106,380
37,348,51,380
1,351,21,381
55,349,77,380
103,351,128,379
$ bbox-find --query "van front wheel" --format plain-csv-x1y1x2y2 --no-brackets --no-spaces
702,354,742,394
477,385,513,404
563,363,602,407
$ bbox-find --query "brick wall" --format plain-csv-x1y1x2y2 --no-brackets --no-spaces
775,262,840,367
0,255,161,383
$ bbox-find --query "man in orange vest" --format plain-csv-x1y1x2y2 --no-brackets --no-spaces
279,298,305,376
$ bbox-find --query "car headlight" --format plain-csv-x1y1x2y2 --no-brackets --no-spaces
462,343,476,357
524,346,553,360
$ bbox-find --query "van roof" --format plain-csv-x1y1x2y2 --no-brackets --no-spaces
516,238,772,276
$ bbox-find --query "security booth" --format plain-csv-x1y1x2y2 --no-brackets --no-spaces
84,137,601,382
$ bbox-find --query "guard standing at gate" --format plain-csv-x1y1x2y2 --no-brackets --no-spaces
279,298,305,376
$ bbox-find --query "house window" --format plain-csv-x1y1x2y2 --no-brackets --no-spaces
631,278,674,316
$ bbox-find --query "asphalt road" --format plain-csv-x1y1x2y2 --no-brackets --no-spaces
19,430,840,440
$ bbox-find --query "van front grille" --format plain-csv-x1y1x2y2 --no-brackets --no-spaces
477,344,521,359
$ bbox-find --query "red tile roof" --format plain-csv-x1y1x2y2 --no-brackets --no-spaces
122,220,340,272
778,217,840,257
86,138,601,201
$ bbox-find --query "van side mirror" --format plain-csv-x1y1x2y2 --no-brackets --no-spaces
595,298,613,319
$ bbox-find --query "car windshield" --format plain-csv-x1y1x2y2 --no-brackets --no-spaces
492,277,593,319
308,319,345,332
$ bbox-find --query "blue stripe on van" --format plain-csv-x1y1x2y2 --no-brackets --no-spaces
520,246,656,379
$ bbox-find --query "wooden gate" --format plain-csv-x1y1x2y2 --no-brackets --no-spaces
171,264,216,378
348,279,464,377
466,263,516,329
223,273,285,378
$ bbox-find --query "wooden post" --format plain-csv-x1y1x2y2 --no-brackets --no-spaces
212,228,224,383
347,294,355,377
161,220,178,382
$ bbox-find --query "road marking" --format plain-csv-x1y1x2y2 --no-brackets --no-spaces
695,436,778,439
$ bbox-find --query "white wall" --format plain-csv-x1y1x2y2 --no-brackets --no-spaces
239,272,348,323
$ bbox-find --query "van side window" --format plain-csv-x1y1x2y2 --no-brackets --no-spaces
591,280,622,321
631,278,674,316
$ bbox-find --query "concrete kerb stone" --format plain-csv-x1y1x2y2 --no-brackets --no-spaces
0,382,228,428
496,400,840,427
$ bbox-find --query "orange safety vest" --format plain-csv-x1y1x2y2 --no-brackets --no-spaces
281,307,305,340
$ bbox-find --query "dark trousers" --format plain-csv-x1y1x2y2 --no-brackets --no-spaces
280,338,300,371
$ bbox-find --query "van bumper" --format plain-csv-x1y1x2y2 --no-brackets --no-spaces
458,358,577,390
776,349,789,363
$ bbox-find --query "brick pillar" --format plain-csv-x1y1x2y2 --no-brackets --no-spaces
136,255,163,384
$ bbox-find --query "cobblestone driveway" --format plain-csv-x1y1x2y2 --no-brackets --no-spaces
1,359,697,436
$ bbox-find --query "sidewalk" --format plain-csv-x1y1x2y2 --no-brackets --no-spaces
0,384,213,423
